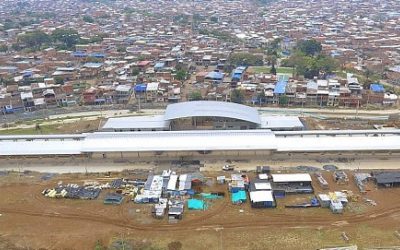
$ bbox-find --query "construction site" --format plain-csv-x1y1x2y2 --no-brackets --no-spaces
1,164,400,250
1,103,400,249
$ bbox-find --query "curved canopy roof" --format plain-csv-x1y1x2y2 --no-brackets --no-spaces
164,101,261,125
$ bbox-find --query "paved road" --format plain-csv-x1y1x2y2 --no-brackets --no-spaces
1,103,399,127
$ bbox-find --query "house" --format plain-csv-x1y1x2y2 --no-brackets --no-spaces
114,84,132,104
20,91,34,111
231,66,246,82
205,71,224,84
145,82,159,102
82,87,97,105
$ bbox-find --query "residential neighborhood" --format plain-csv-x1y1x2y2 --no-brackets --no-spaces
0,0,399,117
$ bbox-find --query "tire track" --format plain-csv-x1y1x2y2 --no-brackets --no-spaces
3,203,400,232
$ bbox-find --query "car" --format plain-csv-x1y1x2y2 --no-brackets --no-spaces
222,165,234,171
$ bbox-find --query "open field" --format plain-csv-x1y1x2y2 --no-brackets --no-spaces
1,168,400,250
0,118,102,135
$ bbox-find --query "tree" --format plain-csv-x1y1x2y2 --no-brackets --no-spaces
257,92,266,104
116,46,126,53
210,16,219,23
11,43,22,51
0,44,8,53
175,70,187,81
229,53,264,67
83,15,95,23
35,123,41,131
52,29,80,50
131,68,140,76
17,31,51,50
54,76,64,85
189,91,202,101
279,95,289,106
230,89,245,104
270,64,277,75
297,39,322,56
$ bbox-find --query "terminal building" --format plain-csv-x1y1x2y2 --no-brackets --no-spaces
101,101,304,132
1,101,400,160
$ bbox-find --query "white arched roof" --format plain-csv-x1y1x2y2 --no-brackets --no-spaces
164,101,261,125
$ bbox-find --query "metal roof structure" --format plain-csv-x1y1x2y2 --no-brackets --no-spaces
249,190,274,203
260,116,304,130
272,174,312,183
1,129,400,156
81,130,276,152
102,115,169,130
373,171,400,184
0,140,81,156
164,101,262,125
275,136,400,152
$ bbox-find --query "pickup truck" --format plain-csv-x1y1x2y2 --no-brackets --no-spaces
222,165,234,171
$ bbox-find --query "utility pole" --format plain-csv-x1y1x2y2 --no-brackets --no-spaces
356,100,360,119
137,93,141,112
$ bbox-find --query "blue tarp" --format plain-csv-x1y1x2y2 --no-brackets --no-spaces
188,199,207,210
23,71,33,78
134,84,147,93
232,66,246,80
72,51,88,57
274,80,288,94
154,62,165,69
206,71,224,80
231,190,247,204
370,83,385,93
90,53,105,58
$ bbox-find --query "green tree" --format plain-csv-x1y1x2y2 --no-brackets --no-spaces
175,70,187,81
279,95,289,106
270,64,277,75
11,43,22,51
210,16,219,23
52,29,80,50
131,68,140,76
0,44,8,52
83,15,95,23
116,46,126,53
231,89,245,104
229,53,264,67
54,76,64,85
297,39,322,56
17,30,51,50
189,91,202,101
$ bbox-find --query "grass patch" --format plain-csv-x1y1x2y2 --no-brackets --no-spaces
0,124,60,135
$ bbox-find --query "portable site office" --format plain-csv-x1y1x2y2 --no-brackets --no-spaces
249,190,276,208
271,174,313,196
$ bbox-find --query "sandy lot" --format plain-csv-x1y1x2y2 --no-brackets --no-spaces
1,168,400,250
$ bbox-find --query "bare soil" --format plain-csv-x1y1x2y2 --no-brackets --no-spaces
1,170,400,250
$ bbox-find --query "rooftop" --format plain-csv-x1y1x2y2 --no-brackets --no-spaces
164,101,262,125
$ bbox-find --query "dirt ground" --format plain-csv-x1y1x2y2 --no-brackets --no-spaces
301,117,399,130
1,169,400,250
0,118,103,135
